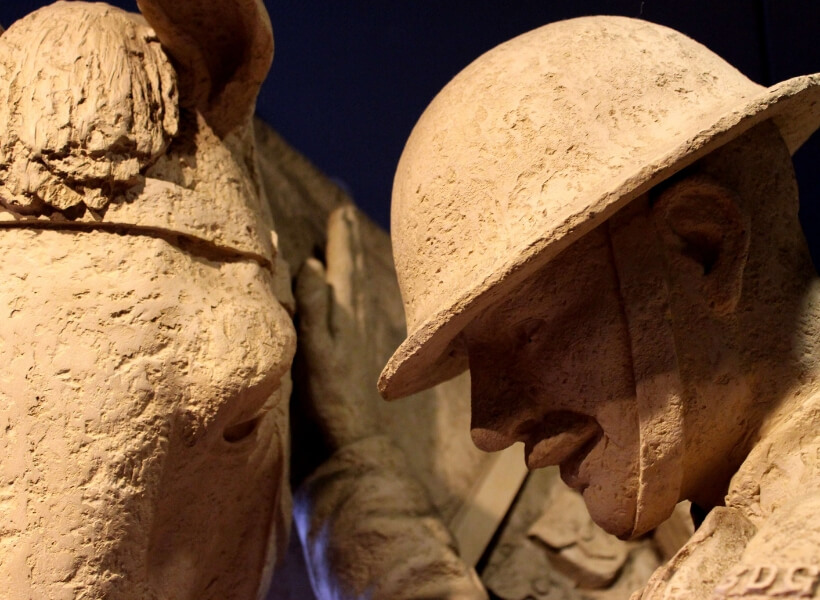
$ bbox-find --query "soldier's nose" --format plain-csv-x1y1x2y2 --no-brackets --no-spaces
470,425,518,452
469,385,527,452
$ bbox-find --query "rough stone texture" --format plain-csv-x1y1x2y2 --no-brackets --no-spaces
529,479,632,588
379,16,820,401
294,435,488,600
0,0,494,596
256,121,490,596
9,3,818,598
258,122,662,600
287,204,489,599
135,0,274,139
254,120,492,527
381,15,820,600
0,1,297,598
0,230,294,600
652,503,694,562
482,467,661,600
0,2,276,265
0,2,178,214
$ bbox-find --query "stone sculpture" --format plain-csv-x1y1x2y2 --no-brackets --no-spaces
481,467,664,600
379,16,820,599
291,206,488,600
261,122,662,598
0,2,494,598
0,2,296,598
253,120,501,600
279,169,669,600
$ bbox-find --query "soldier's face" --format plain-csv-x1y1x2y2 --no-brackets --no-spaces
0,229,296,599
463,226,641,538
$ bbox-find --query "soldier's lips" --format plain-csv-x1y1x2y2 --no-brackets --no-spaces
523,419,601,478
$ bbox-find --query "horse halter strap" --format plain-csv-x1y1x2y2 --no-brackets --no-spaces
607,197,686,538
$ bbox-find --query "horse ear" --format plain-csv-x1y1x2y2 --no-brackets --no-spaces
136,0,273,137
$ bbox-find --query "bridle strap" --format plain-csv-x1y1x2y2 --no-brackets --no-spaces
607,197,685,537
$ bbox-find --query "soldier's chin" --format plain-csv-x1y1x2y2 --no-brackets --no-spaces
580,487,638,541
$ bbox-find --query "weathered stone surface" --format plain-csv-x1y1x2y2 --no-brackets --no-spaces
381,15,820,600
0,1,294,598
255,118,492,527
483,467,661,600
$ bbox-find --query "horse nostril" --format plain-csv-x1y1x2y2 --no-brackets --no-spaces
223,415,262,443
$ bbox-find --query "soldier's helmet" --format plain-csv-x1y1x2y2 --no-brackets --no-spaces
379,16,820,400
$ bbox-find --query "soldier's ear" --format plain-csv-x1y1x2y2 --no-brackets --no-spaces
137,0,273,138
652,175,750,316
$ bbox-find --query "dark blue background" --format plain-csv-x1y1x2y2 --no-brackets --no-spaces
3,1,819,260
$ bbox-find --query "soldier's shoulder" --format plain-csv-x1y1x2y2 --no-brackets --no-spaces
635,494,820,600
712,493,820,599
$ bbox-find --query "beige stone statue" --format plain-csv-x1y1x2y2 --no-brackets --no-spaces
275,158,667,600
286,212,667,599
260,122,660,598
0,2,298,598
290,205,490,600
0,2,492,598
378,16,820,599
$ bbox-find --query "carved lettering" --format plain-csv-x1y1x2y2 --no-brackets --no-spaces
716,565,820,597
784,566,820,598
715,566,750,595
746,565,778,593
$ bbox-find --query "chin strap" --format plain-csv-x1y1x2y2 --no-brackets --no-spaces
607,198,685,538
